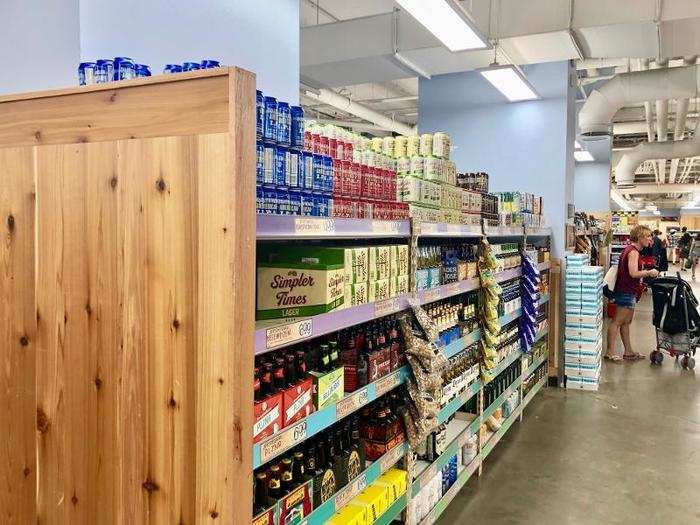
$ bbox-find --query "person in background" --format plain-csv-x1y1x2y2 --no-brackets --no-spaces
678,226,692,270
652,229,669,275
690,233,700,280
605,225,659,362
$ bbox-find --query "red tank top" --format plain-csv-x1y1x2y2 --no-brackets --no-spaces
616,245,641,294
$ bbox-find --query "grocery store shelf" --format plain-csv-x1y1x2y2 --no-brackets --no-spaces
416,278,480,305
483,376,522,421
484,225,525,237
441,329,481,359
255,295,410,354
523,351,548,378
537,260,550,271
304,442,409,525
525,226,552,237
481,375,546,459
253,367,409,468
495,266,522,283
418,454,481,525
534,326,549,343
375,493,408,525
256,214,410,239
437,381,481,425
416,222,483,237
491,349,522,379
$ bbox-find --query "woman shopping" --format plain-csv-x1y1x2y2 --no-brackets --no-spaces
605,225,659,362
652,229,668,275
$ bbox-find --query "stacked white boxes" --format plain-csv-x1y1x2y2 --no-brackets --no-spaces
564,253,604,391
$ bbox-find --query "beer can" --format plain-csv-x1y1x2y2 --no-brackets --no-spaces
164,64,183,74
274,146,288,186
182,62,201,71
287,149,299,188
262,144,275,185
78,62,96,86
95,59,113,83
263,96,277,143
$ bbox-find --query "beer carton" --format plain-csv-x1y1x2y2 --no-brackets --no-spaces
369,246,391,281
389,244,409,277
344,247,369,284
282,377,314,428
257,246,345,320
390,275,409,297
368,278,390,303
253,392,283,444
253,506,278,525
344,282,368,308
279,480,312,525
310,366,344,410
328,504,367,525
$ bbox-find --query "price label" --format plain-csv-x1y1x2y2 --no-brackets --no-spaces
380,443,405,472
266,319,313,350
335,474,367,509
372,220,402,235
445,282,461,296
374,297,400,317
444,224,461,234
259,420,307,464
375,370,401,397
421,288,441,304
336,387,369,420
419,222,438,235
294,217,336,235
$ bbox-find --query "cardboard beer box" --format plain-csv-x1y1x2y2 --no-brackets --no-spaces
254,392,283,444
344,247,369,284
369,246,391,281
368,278,390,303
282,377,314,428
253,505,278,525
279,480,313,525
310,366,344,410
257,246,345,320
390,275,409,297
344,282,369,308
389,244,409,277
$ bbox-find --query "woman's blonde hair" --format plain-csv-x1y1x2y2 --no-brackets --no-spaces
630,225,652,242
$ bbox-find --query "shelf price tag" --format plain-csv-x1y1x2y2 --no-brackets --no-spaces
372,220,402,235
259,420,307,464
421,288,441,304
335,474,367,510
375,370,401,397
445,282,461,296
380,443,406,472
419,222,438,235
336,387,369,420
294,217,336,235
374,297,401,317
266,319,313,350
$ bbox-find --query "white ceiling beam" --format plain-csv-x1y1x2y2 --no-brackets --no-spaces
617,183,699,195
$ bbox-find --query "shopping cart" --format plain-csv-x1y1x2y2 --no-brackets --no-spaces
650,273,699,369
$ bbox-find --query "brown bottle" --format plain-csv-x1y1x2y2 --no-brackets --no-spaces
267,465,281,503
254,472,269,514
262,361,275,397
253,366,262,402
273,354,287,390
292,451,305,485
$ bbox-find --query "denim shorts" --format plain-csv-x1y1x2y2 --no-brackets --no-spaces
614,291,636,309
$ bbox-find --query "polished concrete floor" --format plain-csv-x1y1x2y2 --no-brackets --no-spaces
438,268,700,524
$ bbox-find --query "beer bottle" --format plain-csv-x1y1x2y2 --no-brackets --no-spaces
305,444,319,480
273,354,287,390
253,366,262,402
292,451,305,485
319,343,330,372
295,350,308,379
328,339,339,370
333,427,347,487
350,417,366,474
268,465,281,503
254,472,269,514
280,468,294,496
285,351,297,386
261,362,274,397
280,457,293,476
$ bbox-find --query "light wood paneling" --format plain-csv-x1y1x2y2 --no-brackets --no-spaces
548,259,562,378
0,147,36,524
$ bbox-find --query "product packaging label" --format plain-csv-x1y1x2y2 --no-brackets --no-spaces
282,378,314,427
343,247,369,284
253,393,283,443
368,278,390,303
311,367,344,410
344,282,368,308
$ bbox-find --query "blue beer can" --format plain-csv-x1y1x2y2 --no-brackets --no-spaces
322,156,333,193
182,62,201,71
300,192,314,216
135,64,151,77
164,64,183,74
276,102,291,146
312,191,324,217
290,106,305,149
95,60,113,83
200,60,220,69
256,186,264,214
274,146,288,186
287,149,299,189
263,144,275,184
277,188,290,215
262,186,277,214
263,96,278,143
289,189,301,215
113,57,135,81
78,62,96,86
256,142,265,185
256,90,264,141
312,154,324,191
301,152,314,190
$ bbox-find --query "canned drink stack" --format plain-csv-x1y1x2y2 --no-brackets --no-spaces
78,62,96,86
256,90,264,141
290,106,305,149
113,57,135,81
182,62,201,71
200,60,220,68
263,96,278,143
95,59,113,83
135,64,151,77
276,102,291,146
164,64,183,74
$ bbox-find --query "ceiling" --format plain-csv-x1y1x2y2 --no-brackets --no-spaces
299,0,700,207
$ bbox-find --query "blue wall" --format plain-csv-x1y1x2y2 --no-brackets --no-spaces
419,61,576,256
574,162,611,212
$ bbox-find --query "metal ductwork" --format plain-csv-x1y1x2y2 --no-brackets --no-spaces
579,65,700,138
615,121,700,188
302,88,417,136
616,183,699,195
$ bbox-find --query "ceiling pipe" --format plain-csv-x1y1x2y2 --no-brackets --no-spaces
669,57,698,184
579,64,700,138
615,121,700,187
616,183,699,195
653,59,669,183
638,59,658,182
302,88,417,136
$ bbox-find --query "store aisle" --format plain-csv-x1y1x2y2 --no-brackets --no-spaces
438,277,700,524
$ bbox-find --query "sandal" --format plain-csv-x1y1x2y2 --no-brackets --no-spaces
604,354,623,362
623,353,646,361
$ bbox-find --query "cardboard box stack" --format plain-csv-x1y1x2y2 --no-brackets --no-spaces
563,253,603,391
494,191,545,227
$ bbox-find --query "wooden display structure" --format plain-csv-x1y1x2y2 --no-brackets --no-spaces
0,68,255,523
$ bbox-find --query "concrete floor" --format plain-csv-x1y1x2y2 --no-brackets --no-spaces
438,268,700,524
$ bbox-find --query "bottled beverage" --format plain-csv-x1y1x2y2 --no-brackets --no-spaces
280,468,294,496
292,451,305,485
273,354,287,390
254,472,269,514
261,362,274,397
268,465,281,502
285,352,297,385
295,350,307,379
328,339,339,369
254,366,262,402
319,344,330,372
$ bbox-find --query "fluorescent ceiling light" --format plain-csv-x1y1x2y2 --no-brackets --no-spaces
478,65,539,102
396,0,488,51
611,188,632,210
574,150,595,162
